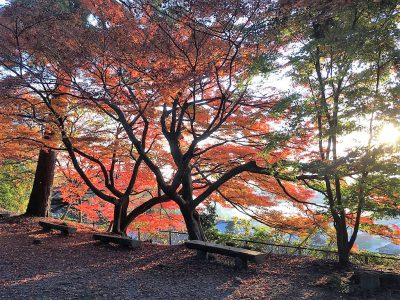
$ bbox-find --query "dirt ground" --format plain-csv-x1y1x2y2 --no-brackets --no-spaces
0,215,396,299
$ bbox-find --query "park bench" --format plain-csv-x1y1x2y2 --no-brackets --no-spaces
185,240,266,269
0,212,11,218
39,221,77,235
93,233,141,249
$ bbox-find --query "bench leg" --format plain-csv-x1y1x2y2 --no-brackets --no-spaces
196,250,208,260
42,226,51,232
234,257,248,270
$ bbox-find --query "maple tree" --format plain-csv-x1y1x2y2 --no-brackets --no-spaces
67,0,320,238
0,0,311,238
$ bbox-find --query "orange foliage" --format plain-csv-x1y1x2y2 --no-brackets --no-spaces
0,0,326,236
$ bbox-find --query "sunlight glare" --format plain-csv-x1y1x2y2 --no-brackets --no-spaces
378,123,400,145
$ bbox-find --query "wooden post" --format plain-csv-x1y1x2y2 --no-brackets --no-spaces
137,228,141,241
168,231,172,245
78,198,83,223
107,221,113,232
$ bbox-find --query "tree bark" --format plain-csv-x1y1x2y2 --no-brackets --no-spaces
112,196,129,234
25,148,56,217
181,206,206,240
337,242,350,267
336,223,351,267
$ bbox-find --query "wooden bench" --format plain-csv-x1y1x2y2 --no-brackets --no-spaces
185,240,266,269
93,233,141,249
39,221,77,235
0,212,11,218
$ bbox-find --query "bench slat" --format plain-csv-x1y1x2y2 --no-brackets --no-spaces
185,240,266,263
39,221,77,234
93,233,141,249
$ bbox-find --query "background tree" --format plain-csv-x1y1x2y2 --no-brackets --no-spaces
270,0,400,266
0,0,84,217
0,161,34,212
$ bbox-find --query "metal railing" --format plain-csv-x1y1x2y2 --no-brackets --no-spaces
233,238,399,265
159,230,189,245
154,230,400,267
133,229,188,245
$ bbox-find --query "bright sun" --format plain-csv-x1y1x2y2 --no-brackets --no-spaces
378,123,400,145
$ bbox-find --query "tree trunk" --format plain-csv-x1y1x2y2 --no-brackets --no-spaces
336,224,351,267
337,243,350,267
112,196,129,234
181,207,205,240
25,148,56,217
112,204,123,234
